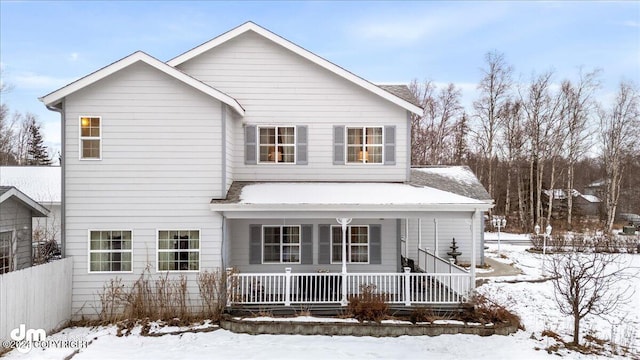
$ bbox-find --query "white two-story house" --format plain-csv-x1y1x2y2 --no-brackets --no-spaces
41,22,492,318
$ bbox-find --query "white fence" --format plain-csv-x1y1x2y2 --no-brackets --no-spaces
0,258,72,345
228,268,471,307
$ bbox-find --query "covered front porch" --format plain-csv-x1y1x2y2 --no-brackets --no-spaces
212,181,493,308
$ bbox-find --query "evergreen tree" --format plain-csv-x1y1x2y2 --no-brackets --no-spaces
26,115,52,165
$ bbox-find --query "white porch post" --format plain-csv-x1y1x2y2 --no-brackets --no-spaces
404,218,409,259
418,218,422,249
470,210,479,295
336,217,352,306
433,218,439,271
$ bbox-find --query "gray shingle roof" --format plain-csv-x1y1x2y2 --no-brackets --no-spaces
409,166,492,201
377,84,421,108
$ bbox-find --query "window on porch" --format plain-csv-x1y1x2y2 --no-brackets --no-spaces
331,225,369,263
263,225,301,264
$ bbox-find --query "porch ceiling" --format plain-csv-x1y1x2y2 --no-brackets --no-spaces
211,182,493,218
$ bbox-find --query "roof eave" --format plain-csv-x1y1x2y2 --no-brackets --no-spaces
0,188,50,217
210,202,494,213
40,51,245,117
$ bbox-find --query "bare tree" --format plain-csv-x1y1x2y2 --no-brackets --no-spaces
499,100,526,224
549,252,635,346
520,71,562,227
473,51,513,202
560,69,601,228
409,80,463,165
599,81,640,231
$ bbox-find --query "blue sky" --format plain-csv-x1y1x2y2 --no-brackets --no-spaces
1,1,638,155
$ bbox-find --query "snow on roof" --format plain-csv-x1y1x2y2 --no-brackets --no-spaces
0,166,61,203
580,194,601,203
413,166,479,185
238,182,485,205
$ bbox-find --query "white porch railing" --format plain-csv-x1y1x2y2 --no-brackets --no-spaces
227,268,471,307
417,247,468,275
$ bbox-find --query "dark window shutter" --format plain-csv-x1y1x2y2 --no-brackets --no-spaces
318,224,331,264
333,126,345,165
369,224,382,264
296,125,308,165
384,126,396,165
249,224,262,264
301,224,313,264
245,125,257,165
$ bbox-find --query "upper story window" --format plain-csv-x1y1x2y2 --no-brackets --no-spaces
157,230,200,271
347,127,383,164
89,230,132,272
263,225,300,263
258,126,295,164
80,116,101,160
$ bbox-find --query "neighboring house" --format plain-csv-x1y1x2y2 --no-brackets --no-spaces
542,188,601,219
0,166,62,246
40,22,493,318
0,186,49,274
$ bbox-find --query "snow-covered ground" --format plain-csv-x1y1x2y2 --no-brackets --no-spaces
4,244,639,359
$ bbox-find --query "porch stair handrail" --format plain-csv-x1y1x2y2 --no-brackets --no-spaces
416,247,468,275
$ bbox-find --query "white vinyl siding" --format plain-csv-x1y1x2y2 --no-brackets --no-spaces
88,230,132,272
176,31,408,182
63,61,224,317
79,116,101,160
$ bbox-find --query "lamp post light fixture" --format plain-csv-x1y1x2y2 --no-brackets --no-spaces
491,216,507,254
534,223,552,276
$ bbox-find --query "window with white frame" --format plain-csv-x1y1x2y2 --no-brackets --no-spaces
263,225,300,263
331,225,369,263
89,230,132,272
0,231,13,274
80,116,101,159
346,127,383,164
158,230,200,271
258,126,295,163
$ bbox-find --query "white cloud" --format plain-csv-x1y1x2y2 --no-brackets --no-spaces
69,52,79,61
622,20,640,28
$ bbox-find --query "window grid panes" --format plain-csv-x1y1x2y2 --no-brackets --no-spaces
258,127,295,163
331,226,369,263
80,116,101,159
89,230,132,272
347,127,383,164
158,230,200,271
263,226,300,263
0,231,12,274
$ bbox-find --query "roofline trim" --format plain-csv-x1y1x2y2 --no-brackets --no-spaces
0,187,50,217
39,51,245,116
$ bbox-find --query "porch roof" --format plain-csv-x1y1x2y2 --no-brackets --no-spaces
211,182,493,216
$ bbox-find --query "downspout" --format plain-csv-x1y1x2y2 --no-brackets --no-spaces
46,103,65,258
470,209,479,296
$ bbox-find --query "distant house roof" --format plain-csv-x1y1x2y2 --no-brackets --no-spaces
0,166,61,204
579,194,601,203
168,22,422,116
0,186,49,217
39,51,244,116
410,166,492,202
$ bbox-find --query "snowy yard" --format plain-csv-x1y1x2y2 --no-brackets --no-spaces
5,243,639,359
